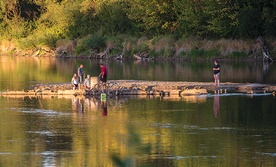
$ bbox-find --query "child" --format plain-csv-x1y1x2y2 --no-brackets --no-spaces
84,74,91,90
71,73,79,90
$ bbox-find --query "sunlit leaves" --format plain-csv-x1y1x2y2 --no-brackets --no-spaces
0,0,275,48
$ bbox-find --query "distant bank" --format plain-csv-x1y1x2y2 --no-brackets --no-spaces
1,37,275,62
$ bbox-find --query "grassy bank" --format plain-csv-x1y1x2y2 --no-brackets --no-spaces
1,35,275,61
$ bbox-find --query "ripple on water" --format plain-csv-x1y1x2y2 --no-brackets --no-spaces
257,152,276,157
17,109,71,117
152,123,175,128
203,93,272,97
26,131,54,136
0,152,12,155
164,155,225,159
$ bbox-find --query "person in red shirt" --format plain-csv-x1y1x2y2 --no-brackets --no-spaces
99,63,107,89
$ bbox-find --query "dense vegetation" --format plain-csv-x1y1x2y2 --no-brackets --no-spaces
0,0,275,59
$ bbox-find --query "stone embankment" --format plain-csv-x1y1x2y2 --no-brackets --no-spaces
1,80,276,97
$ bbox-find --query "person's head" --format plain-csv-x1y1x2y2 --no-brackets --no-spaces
73,73,77,78
214,60,218,64
87,74,90,78
80,64,83,68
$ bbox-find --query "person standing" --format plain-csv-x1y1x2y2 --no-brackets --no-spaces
78,64,84,83
213,60,220,86
99,63,107,89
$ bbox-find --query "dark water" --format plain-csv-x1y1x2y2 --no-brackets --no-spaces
0,56,276,167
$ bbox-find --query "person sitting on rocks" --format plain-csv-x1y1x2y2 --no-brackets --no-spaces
84,74,91,90
71,73,79,90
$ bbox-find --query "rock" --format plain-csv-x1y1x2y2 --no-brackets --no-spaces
180,88,208,95
169,90,181,95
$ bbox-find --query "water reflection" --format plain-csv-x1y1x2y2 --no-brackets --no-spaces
1,93,276,166
70,95,117,115
101,100,108,116
261,61,273,83
213,90,220,118
182,95,207,103
2,56,276,92
71,96,83,113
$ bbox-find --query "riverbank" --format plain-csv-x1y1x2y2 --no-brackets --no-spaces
1,80,275,97
1,36,275,61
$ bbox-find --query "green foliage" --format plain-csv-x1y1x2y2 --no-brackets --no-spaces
204,0,239,38
0,0,275,53
237,7,264,38
158,47,175,58
178,50,187,58
150,35,175,57
106,35,124,54
188,49,219,60
149,50,158,58
128,0,178,36
97,1,136,35
231,51,247,59
84,34,106,51
75,34,106,54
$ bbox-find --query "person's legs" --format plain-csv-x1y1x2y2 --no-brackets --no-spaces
103,82,106,89
214,74,220,86
73,84,78,90
216,73,220,86
100,75,107,89
79,76,82,84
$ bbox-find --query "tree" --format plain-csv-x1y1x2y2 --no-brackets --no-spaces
204,0,239,38
128,0,178,36
97,0,136,35
0,0,40,39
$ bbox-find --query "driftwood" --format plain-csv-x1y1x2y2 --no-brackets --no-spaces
115,44,125,60
110,53,123,60
96,47,110,59
133,51,151,60
257,36,273,62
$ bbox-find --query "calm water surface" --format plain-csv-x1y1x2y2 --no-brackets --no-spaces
0,56,276,167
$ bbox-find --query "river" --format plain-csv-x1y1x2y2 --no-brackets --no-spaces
0,56,276,167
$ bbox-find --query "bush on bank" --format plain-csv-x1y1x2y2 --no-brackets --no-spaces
0,0,275,60
1,35,275,61
72,35,275,60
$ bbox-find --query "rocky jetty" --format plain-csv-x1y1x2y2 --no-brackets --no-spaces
1,80,276,97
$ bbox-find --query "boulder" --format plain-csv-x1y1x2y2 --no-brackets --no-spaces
180,88,207,95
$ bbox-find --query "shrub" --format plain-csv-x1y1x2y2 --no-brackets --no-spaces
231,51,247,59
188,49,219,60
75,34,106,55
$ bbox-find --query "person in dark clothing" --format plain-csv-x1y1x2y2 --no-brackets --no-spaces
213,60,220,86
78,64,84,83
